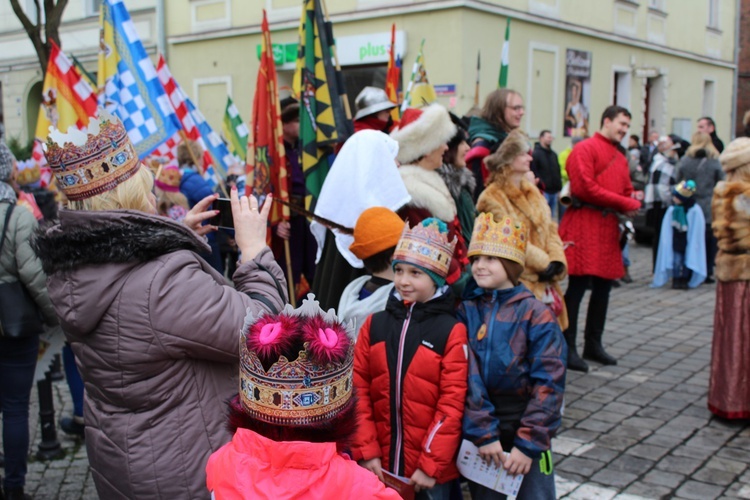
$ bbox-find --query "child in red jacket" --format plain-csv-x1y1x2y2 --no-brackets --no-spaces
352,218,469,499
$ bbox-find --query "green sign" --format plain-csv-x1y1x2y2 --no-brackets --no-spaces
256,42,298,65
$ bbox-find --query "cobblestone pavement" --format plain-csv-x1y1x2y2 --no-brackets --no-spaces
10,243,750,499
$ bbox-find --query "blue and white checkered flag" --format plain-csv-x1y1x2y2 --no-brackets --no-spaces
99,0,181,159
184,98,234,179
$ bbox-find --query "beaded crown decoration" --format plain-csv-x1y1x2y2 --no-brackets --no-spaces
468,213,528,266
392,220,457,279
43,109,140,201
239,294,355,427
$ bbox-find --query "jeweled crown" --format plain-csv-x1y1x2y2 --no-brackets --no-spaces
43,109,140,201
239,294,355,427
468,213,528,266
392,220,457,279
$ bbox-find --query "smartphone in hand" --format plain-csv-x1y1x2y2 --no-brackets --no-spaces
210,198,234,229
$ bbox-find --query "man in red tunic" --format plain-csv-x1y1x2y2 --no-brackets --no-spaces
558,106,641,372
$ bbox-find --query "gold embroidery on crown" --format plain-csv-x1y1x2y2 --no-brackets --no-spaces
467,213,528,266
392,220,457,277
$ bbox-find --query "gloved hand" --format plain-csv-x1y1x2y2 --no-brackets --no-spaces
538,261,565,282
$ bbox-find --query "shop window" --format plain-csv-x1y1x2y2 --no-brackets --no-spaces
340,64,387,115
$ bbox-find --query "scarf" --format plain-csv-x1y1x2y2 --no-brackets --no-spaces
671,205,688,233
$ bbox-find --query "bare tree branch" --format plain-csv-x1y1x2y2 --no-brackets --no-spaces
10,0,70,76
10,0,48,74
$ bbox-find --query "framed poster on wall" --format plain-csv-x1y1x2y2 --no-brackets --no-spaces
564,49,592,138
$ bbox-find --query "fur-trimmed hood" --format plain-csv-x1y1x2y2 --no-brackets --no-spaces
399,165,457,222
33,209,211,336
34,209,209,275
438,163,477,200
390,105,456,164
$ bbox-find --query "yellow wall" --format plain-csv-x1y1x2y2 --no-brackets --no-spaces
165,3,736,147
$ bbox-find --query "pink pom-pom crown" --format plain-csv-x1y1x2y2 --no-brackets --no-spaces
302,316,351,365
246,314,300,369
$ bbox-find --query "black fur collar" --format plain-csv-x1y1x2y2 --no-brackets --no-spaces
438,163,477,200
34,209,210,275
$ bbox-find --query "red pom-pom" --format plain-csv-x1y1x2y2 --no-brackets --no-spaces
246,315,300,366
302,316,351,365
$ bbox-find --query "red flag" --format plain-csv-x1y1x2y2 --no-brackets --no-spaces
385,24,401,124
248,10,289,226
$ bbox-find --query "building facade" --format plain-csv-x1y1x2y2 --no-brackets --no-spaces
0,0,739,149
165,0,738,148
0,0,160,144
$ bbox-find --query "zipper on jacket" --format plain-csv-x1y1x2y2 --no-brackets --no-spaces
393,303,414,476
483,296,501,383
424,416,445,453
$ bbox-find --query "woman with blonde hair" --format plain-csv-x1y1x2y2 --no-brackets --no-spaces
33,113,287,499
708,138,750,419
476,129,569,330
675,131,725,282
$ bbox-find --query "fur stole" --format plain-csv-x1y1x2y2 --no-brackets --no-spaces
399,165,457,222
34,209,209,275
712,180,750,281
437,163,477,200
478,178,549,230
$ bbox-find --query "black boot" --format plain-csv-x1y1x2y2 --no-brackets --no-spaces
583,329,618,365
563,329,589,372
3,488,30,500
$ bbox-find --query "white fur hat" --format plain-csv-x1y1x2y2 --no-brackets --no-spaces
390,104,456,164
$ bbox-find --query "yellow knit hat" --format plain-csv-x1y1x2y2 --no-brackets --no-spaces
349,207,404,260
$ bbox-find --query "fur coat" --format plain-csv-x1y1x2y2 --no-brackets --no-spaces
712,180,750,281
397,165,468,283
476,178,569,330
34,209,287,499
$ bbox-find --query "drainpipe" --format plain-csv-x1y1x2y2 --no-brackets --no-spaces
156,0,166,59
732,0,740,138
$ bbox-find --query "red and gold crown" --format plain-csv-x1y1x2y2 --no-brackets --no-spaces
239,294,355,427
392,219,457,279
43,110,140,201
155,165,182,193
468,213,528,266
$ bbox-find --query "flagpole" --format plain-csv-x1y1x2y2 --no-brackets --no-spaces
474,50,481,107
320,0,352,120
400,39,424,113
178,129,229,198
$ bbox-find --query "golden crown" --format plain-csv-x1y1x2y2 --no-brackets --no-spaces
16,164,41,186
468,213,528,266
392,219,457,279
43,109,140,201
239,294,355,427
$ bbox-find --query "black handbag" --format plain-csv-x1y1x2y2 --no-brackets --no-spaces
0,202,44,338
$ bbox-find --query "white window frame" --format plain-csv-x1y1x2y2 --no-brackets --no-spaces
646,12,667,45
702,78,716,118
192,76,233,110
190,0,231,33
529,0,560,19
614,3,638,37
648,0,665,11
86,0,102,17
708,0,720,30
266,0,302,23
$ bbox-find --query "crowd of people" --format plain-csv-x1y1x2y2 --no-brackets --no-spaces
0,83,746,500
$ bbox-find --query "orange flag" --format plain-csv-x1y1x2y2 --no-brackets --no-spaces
385,23,401,124
248,10,289,226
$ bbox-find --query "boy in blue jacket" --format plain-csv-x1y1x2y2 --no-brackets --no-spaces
458,213,567,499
